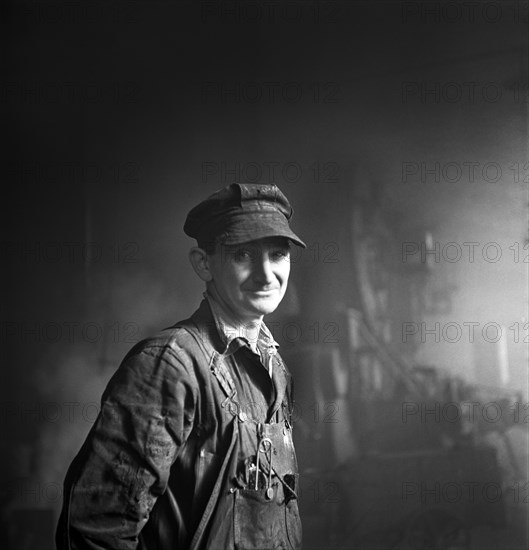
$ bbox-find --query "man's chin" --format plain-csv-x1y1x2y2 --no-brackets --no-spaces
245,297,281,316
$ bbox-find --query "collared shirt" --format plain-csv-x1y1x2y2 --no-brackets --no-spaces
204,291,279,378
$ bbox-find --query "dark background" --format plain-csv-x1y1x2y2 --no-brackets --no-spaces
3,1,528,549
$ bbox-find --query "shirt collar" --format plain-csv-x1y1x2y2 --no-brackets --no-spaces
204,291,279,356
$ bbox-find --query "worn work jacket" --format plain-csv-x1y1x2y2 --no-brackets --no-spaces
56,298,302,550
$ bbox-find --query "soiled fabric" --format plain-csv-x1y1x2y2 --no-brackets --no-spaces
56,298,302,550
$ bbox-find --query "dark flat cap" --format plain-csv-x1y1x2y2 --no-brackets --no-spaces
184,183,306,248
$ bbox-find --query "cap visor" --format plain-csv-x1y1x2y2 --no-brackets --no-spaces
220,214,306,248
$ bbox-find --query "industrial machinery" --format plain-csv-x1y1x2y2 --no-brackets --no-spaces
281,180,523,550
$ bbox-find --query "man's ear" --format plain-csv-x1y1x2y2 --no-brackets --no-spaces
188,247,213,282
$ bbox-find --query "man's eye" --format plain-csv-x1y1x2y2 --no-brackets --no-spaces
271,249,290,261
233,249,253,261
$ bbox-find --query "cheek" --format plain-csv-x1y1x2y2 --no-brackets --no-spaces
225,267,250,292
278,262,291,283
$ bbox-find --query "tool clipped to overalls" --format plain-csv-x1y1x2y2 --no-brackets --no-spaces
255,437,274,499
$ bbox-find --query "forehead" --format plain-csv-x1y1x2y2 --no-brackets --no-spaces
223,237,291,251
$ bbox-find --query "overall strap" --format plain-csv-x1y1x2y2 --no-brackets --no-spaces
188,419,239,550
175,320,249,423
169,319,244,549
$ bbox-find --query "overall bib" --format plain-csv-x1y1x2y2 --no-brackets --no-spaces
182,321,303,550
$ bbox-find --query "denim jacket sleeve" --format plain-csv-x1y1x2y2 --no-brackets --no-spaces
58,341,198,550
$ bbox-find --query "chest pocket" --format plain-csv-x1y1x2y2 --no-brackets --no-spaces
234,488,301,550
233,421,301,550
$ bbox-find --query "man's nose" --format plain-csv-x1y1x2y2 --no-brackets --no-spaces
252,254,274,284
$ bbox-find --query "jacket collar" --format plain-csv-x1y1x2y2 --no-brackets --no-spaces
190,296,279,358
188,297,290,419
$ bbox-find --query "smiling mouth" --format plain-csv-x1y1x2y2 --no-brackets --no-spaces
248,289,278,294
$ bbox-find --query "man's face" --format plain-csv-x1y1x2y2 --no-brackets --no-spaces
207,237,291,323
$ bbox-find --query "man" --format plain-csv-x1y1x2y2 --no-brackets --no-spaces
56,183,306,550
